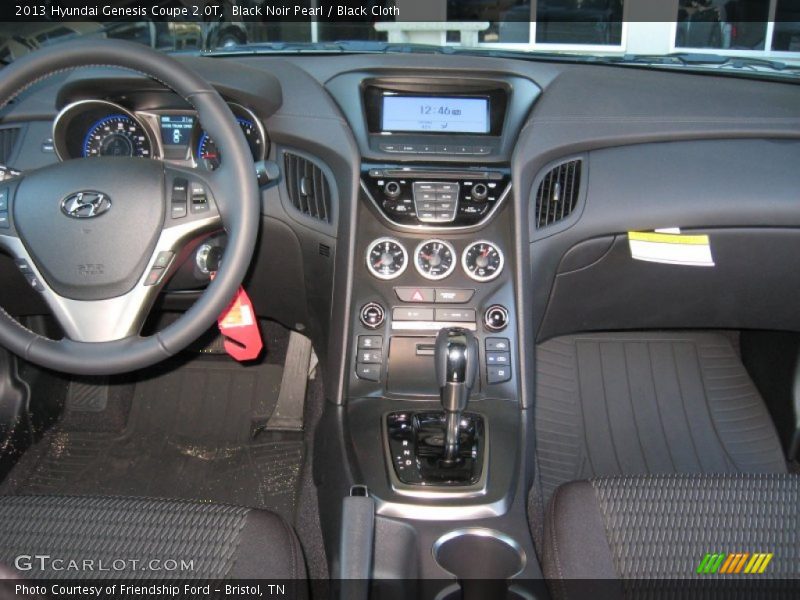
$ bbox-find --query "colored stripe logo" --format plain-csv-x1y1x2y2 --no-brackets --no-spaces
697,553,773,574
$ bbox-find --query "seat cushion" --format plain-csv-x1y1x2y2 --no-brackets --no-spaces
0,495,305,580
543,474,800,582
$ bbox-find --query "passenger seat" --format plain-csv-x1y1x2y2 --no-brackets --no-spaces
543,474,799,587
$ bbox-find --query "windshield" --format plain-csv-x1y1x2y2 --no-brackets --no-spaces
2,0,800,80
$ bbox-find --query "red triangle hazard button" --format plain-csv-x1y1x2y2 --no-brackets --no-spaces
411,289,425,302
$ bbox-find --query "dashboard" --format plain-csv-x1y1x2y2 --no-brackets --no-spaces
51,97,267,170
0,51,798,412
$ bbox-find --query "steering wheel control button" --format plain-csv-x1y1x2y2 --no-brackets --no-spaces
360,303,386,329
14,259,32,275
24,274,44,292
358,350,383,364
486,337,510,352
0,212,8,229
487,365,512,384
144,267,165,287
153,251,175,269
190,182,209,213
395,287,435,303
171,178,188,219
484,305,509,331
356,363,381,382
0,188,8,211
435,308,476,322
435,289,475,304
358,335,383,350
393,307,434,321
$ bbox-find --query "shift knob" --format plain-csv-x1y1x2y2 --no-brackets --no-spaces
435,328,478,463
435,327,479,410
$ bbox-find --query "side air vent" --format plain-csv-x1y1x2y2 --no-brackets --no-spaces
284,152,332,223
534,159,582,229
0,127,21,164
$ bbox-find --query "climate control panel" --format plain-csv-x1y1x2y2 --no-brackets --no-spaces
362,164,511,228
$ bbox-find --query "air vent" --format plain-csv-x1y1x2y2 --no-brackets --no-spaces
0,127,21,164
534,159,582,229
318,243,331,257
284,152,332,223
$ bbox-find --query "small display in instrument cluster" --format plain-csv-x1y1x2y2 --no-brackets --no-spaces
160,115,195,148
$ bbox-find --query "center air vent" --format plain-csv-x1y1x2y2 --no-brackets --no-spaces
534,159,582,229
284,152,332,223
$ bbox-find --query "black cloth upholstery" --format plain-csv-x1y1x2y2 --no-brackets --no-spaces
0,495,305,580
543,474,800,582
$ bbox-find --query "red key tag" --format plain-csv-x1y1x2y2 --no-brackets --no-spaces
215,280,264,362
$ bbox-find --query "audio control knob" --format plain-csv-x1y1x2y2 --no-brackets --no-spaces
484,305,509,332
384,181,401,199
472,183,489,202
360,302,386,329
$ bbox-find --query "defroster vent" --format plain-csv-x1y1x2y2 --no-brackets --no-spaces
534,159,582,229
284,152,332,223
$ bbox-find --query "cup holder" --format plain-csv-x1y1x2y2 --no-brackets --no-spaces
433,528,526,600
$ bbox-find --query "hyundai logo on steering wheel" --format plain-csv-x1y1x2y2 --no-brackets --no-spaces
60,191,112,219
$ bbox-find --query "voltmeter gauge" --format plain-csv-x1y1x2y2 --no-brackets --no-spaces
367,237,408,280
462,240,504,282
414,239,456,280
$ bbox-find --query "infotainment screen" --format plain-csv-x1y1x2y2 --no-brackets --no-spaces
381,96,489,134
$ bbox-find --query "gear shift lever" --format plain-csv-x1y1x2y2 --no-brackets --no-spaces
435,327,479,464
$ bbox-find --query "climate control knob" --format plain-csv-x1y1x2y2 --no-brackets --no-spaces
484,305,509,332
384,181,401,199
471,183,489,202
360,302,386,329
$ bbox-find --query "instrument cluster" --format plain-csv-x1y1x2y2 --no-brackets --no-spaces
52,99,267,170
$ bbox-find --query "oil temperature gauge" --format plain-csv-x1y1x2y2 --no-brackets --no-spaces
414,239,456,280
462,240,504,282
367,237,408,280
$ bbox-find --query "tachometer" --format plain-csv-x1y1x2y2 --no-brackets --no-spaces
367,237,408,280
415,239,456,280
196,117,264,170
462,240,504,282
83,114,152,158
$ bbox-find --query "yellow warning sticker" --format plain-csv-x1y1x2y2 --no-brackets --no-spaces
628,231,714,267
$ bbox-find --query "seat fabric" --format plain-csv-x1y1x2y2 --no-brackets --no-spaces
0,495,305,580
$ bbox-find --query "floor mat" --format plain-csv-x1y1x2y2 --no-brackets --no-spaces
535,332,787,508
0,357,305,523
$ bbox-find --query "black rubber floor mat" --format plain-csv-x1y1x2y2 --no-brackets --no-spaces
0,358,304,523
535,332,787,508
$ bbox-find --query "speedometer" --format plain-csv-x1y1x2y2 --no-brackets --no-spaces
83,114,152,158
196,117,264,170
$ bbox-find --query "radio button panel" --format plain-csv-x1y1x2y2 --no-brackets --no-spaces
362,165,511,229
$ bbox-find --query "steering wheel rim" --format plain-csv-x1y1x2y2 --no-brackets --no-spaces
0,39,260,375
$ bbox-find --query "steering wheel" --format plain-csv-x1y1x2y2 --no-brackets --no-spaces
0,40,260,375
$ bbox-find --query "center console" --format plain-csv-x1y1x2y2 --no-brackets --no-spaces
322,70,543,596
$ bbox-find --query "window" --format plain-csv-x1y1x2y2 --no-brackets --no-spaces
675,0,770,50
772,0,800,50
446,0,625,46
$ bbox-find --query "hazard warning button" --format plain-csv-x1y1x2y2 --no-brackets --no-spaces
394,287,435,303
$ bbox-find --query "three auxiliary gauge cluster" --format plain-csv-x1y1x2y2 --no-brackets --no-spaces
366,237,504,282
